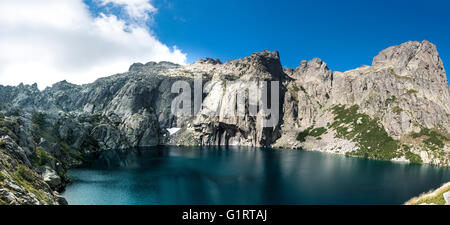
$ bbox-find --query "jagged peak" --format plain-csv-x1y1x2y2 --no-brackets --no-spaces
370,40,446,82
294,58,327,70
205,49,286,80
50,80,78,89
195,58,222,65
129,62,145,72
245,50,284,80
252,49,280,59
240,50,281,66
13,82,40,92
292,58,331,81
223,50,279,64
372,40,440,68
144,61,157,67
158,61,180,67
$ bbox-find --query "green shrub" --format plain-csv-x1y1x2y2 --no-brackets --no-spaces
82,135,100,149
11,165,52,204
292,83,300,92
0,141,6,149
406,89,418,95
392,106,403,115
6,109,20,117
384,96,396,107
37,147,54,166
412,128,447,149
16,165,34,183
310,127,327,137
405,151,423,164
331,105,399,161
31,112,47,128
296,126,312,142
61,141,83,160
296,127,327,142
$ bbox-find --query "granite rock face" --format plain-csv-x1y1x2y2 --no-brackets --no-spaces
184,50,285,147
277,41,449,166
0,40,449,204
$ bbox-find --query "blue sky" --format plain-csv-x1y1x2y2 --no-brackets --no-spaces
1,0,448,88
147,0,450,74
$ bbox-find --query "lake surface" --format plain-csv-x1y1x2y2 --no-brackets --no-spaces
62,146,450,205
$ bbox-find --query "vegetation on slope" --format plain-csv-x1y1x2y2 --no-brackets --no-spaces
293,105,443,165
330,105,400,160
411,127,449,150
296,126,327,142
405,182,450,205
1,149,53,204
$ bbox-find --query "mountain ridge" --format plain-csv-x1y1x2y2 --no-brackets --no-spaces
0,40,449,204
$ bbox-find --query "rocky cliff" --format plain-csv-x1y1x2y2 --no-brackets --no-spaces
0,40,449,204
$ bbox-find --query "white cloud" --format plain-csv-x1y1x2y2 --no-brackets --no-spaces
0,0,187,89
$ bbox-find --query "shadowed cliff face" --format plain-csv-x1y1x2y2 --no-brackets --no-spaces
0,41,449,204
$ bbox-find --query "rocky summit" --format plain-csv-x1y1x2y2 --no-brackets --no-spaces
0,40,449,205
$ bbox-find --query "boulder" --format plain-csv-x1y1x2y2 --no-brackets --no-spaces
42,166,62,191
444,191,450,205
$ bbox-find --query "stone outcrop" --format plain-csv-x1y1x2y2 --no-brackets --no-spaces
444,191,450,205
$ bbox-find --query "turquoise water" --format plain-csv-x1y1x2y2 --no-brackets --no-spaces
62,146,450,205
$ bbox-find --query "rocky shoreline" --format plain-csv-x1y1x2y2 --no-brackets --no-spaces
405,182,450,205
1,40,449,205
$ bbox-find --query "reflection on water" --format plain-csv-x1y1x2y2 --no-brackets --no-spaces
63,146,450,205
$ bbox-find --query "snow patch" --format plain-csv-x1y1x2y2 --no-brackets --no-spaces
167,128,181,135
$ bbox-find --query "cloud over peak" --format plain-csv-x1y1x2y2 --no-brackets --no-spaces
0,0,187,89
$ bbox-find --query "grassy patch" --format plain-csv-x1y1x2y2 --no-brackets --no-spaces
296,127,312,142
61,141,83,160
310,127,327,137
406,89,419,95
405,151,423,164
11,165,52,204
296,126,327,142
399,144,423,164
16,165,34,183
384,96,396,107
392,106,403,115
5,109,20,117
36,130,59,143
291,83,300,92
331,105,399,160
411,128,448,149
30,147,57,169
79,114,107,127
